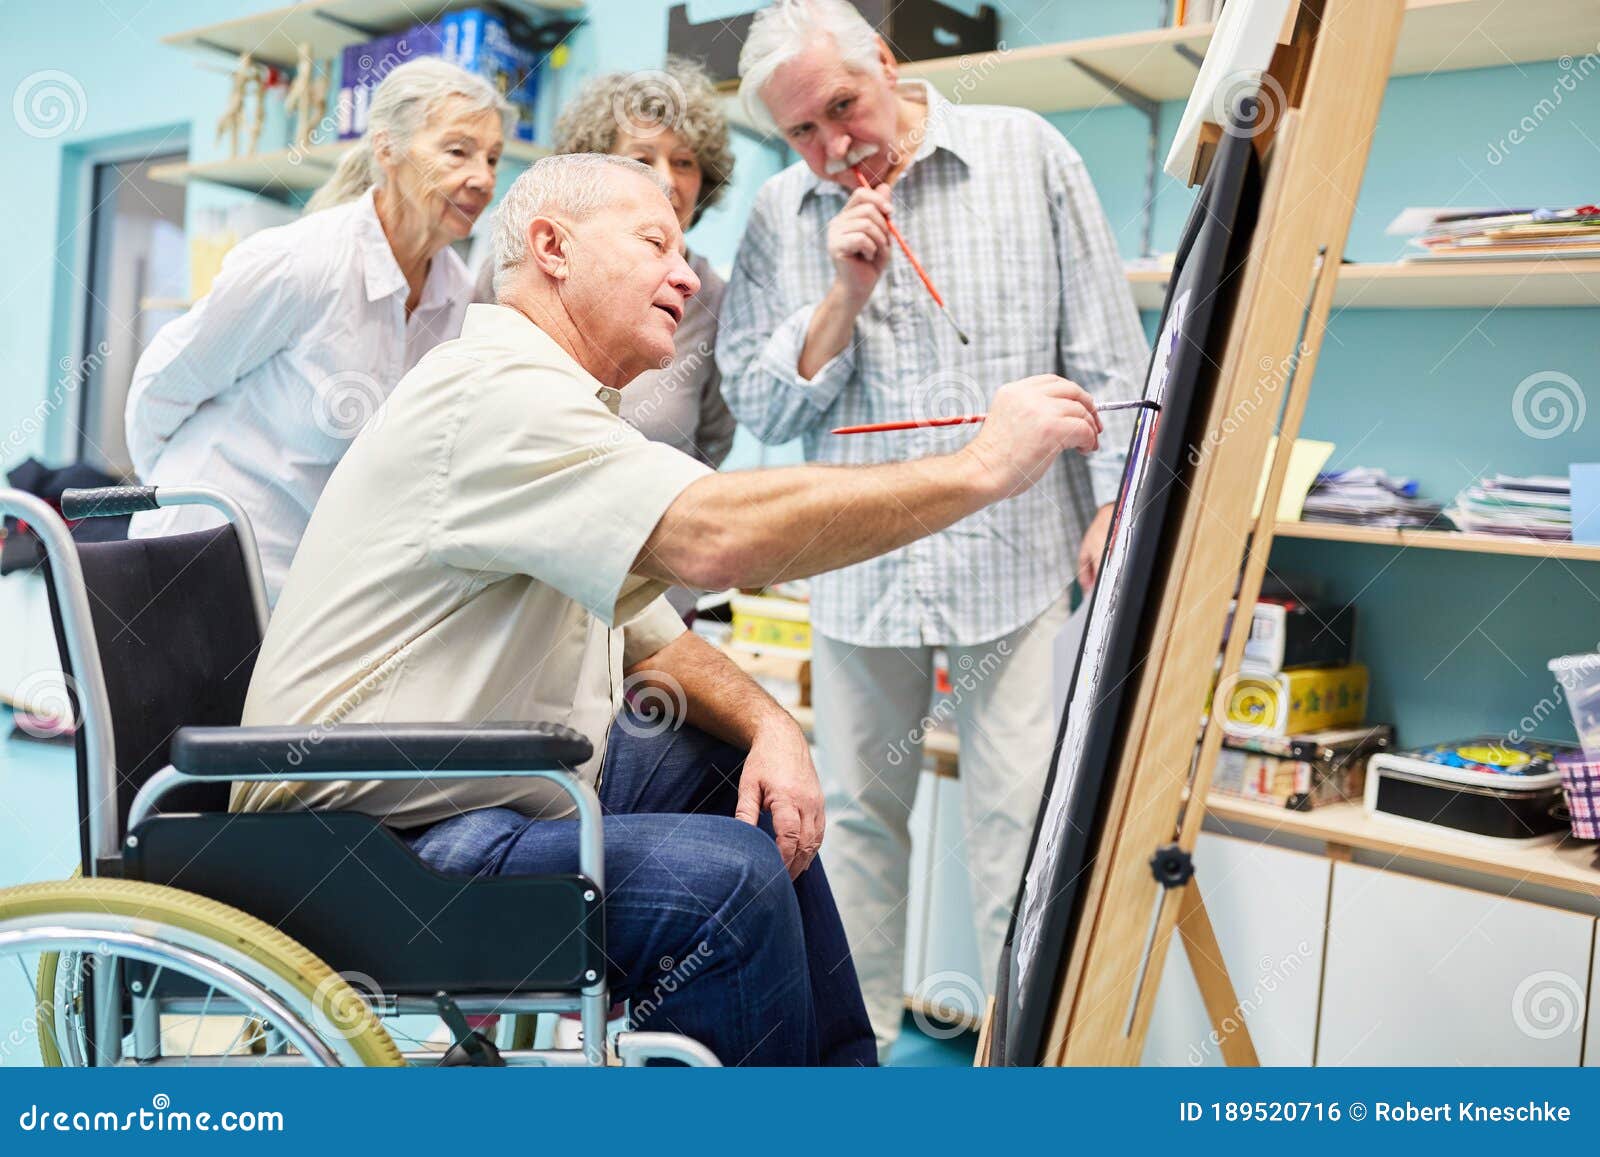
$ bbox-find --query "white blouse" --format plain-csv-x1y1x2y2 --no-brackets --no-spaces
125,188,473,603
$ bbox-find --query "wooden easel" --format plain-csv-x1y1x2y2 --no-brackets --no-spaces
980,0,1407,1067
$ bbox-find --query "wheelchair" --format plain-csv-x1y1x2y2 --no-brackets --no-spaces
0,484,719,1067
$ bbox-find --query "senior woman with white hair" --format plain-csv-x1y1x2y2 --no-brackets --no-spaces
125,57,508,602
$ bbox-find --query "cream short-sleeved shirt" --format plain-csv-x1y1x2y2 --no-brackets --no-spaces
233,303,713,828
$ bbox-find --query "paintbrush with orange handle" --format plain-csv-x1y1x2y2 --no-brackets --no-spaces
831,399,1158,435
852,165,970,345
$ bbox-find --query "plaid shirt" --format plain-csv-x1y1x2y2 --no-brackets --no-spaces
717,82,1150,647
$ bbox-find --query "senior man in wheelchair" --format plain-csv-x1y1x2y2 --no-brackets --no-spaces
234,152,1107,1067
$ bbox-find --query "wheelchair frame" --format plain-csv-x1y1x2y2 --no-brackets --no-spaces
1,484,719,1068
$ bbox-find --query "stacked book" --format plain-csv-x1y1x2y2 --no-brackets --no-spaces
1301,467,1446,529
1216,725,1392,812
1445,475,1571,541
1387,205,1600,263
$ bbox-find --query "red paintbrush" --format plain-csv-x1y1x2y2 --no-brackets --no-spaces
831,399,1158,435
852,165,970,345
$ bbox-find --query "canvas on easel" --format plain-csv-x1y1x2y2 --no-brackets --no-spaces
982,0,1409,1067
988,118,1263,1069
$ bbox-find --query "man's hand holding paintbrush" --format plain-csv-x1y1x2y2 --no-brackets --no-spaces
800,165,969,385
798,178,897,380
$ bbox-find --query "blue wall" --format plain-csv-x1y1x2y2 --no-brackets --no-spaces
3,0,1597,745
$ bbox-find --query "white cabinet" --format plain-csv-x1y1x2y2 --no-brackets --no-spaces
1319,861,1591,1065
1586,922,1600,1067
1142,832,1331,1066
903,770,987,1023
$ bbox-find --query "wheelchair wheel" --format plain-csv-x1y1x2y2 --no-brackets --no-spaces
33,945,69,1066
0,879,403,1067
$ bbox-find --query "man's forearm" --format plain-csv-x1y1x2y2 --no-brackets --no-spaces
635,448,996,592
797,282,866,380
624,629,794,749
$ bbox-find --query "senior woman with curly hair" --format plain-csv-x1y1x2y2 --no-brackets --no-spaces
478,58,737,469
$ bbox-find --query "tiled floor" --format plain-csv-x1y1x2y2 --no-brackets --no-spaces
0,714,972,1067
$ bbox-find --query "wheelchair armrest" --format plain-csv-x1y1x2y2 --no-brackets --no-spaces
170,722,594,777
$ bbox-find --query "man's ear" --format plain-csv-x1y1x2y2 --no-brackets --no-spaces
876,36,898,85
524,215,570,282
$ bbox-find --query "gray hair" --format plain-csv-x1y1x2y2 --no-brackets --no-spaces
738,0,884,133
305,57,513,214
552,57,734,227
491,154,672,296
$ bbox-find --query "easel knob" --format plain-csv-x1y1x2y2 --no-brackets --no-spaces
1148,844,1196,888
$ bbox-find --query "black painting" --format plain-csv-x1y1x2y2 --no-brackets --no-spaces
988,123,1264,1067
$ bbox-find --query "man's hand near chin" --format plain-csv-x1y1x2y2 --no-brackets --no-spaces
1077,502,1114,591
626,629,825,880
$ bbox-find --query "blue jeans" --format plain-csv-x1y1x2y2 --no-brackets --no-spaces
404,711,877,1067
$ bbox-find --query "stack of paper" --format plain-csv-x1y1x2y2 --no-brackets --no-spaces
1446,475,1572,540
1301,467,1446,528
1386,206,1600,263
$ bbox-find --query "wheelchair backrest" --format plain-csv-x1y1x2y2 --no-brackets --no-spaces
43,526,262,872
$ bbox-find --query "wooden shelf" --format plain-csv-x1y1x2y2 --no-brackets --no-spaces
1271,520,1600,563
1392,0,1600,78
906,22,1216,114
729,0,1599,132
149,138,548,197
1129,259,1600,310
1206,794,1600,898
163,0,580,71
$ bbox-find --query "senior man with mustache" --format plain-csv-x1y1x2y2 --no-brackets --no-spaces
716,0,1153,1058
234,153,1106,1066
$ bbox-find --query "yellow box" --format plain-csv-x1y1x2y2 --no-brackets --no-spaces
1223,664,1367,737
730,593,811,658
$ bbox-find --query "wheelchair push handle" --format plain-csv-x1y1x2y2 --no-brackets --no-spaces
61,486,159,520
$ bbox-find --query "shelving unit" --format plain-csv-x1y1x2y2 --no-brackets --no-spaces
1273,520,1600,563
163,0,580,71
149,138,548,198
723,0,1600,131
156,0,569,199
1128,259,1600,310
1186,4,1600,917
